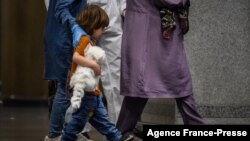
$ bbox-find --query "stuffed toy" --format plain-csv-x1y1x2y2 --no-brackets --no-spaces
70,44,106,110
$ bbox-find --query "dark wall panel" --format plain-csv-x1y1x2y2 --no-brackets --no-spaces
1,0,48,100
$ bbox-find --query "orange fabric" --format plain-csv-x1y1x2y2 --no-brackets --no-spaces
70,36,101,96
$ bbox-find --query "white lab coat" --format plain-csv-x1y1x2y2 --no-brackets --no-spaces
88,0,126,124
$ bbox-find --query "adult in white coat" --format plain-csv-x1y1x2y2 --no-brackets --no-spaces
87,0,126,124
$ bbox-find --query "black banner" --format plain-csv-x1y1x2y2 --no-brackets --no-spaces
143,125,250,139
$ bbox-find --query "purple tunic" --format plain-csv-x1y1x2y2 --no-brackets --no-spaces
120,0,192,98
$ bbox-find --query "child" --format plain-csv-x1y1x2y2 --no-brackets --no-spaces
61,5,133,141
160,6,189,40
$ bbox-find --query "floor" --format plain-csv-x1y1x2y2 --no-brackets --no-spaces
0,104,49,141
0,102,105,141
0,101,142,141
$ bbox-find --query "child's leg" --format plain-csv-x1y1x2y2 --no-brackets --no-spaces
89,95,122,141
61,96,93,141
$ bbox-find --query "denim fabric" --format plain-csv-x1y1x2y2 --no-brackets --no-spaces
48,82,70,138
44,0,87,82
44,0,88,139
61,94,122,141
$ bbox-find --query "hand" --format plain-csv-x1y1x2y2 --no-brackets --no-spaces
162,25,175,40
91,62,101,76
179,18,189,35
162,30,170,40
71,23,89,48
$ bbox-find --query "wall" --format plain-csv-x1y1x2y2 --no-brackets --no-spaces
176,0,250,124
0,0,2,99
1,0,48,101
141,0,250,125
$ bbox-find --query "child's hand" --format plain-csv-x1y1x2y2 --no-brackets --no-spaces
91,62,101,76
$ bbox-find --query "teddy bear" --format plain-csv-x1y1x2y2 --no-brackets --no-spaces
69,44,106,110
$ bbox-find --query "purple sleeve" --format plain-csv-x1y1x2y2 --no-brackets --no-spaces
154,0,189,9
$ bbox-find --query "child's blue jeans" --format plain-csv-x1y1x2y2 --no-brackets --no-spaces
61,93,122,141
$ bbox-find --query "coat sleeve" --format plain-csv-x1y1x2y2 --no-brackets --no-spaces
54,0,84,27
87,0,108,10
119,0,126,16
154,0,190,9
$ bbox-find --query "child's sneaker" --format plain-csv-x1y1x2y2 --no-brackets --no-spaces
120,134,134,141
77,133,94,141
44,135,61,141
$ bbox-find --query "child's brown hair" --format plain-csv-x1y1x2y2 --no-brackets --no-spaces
76,5,109,35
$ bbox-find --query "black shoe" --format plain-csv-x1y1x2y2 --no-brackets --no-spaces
120,134,134,141
81,132,90,139
133,128,143,139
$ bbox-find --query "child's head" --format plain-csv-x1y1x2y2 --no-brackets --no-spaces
76,5,109,39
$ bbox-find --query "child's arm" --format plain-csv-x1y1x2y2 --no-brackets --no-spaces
72,51,101,76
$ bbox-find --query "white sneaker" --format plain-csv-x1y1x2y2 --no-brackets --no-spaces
44,135,62,141
76,133,94,141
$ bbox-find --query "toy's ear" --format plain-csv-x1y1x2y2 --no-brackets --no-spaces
84,43,92,55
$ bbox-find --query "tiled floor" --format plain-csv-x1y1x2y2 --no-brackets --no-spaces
0,105,49,141
0,104,107,141
0,103,138,141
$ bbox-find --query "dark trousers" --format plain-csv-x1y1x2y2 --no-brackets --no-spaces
48,80,57,118
116,94,206,134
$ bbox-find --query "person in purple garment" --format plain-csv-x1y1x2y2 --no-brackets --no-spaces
116,0,206,137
